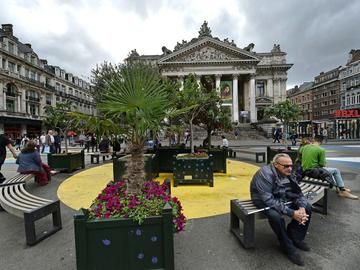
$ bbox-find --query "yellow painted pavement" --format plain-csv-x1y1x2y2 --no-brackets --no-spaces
57,160,259,219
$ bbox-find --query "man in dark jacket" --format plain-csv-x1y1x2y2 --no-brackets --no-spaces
250,153,311,266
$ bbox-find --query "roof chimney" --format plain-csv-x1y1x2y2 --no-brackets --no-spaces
1,24,13,36
25,43,32,49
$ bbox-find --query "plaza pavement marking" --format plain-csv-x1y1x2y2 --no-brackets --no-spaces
327,157,360,162
57,160,259,219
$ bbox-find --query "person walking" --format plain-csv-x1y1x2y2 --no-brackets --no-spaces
273,127,281,143
0,133,17,183
322,128,328,144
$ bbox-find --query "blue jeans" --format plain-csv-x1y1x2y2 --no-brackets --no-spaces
265,203,312,255
323,167,345,188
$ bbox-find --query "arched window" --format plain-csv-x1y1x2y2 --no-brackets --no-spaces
5,83,17,97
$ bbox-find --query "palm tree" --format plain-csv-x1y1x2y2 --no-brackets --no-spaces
98,63,178,193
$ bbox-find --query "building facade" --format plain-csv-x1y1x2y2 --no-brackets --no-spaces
287,82,314,136
337,49,360,139
312,67,341,137
0,24,96,139
126,22,293,123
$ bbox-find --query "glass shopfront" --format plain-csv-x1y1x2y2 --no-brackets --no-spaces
334,109,360,139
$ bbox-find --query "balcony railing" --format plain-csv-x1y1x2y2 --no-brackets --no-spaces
26,96,40,102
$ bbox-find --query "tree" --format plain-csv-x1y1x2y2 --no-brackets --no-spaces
98,63,180,193
43,101,76,154
91,61,122,103
177,74,214,153
195,76,232,149
264,100,301,146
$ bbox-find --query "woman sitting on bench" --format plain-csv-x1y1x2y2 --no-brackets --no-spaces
16,140,58,186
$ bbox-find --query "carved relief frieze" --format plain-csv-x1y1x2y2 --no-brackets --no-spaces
177,46,238,62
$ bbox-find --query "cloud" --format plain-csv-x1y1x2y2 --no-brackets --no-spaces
1,0,359,87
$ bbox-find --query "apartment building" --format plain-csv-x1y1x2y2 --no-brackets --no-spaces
0,24,96,139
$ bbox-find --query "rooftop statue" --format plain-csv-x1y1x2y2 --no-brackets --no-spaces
271,44,282,53
198,21,212,38
243,43,255,52
162,46,172,55
128,49,139,57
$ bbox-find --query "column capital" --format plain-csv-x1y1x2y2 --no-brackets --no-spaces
232,74,239,80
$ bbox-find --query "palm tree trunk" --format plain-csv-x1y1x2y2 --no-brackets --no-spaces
190,121,194,153
207,127,212,151
125,143,146,193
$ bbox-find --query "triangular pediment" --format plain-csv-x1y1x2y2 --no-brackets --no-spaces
158,37,259,64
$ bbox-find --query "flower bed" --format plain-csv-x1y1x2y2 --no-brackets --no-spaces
88,180,186,232
176,152,208,159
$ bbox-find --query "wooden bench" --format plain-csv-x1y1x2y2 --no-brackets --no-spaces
233,149,266,163
0,174,62,246
230,178,329,248
90,152,112,164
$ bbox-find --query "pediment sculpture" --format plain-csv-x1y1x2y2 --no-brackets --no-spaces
177,46,237,62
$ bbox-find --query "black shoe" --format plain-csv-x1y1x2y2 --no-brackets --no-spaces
288,252,304,266
293,240,311,251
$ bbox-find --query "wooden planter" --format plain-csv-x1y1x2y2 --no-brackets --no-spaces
47,150,85,173
195,147,227,173
74,203,174,270
113,154,159,182
151,147,191,172
266,146,298,164
173,155,213,187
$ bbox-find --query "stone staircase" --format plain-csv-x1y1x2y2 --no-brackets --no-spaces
191,123,268,141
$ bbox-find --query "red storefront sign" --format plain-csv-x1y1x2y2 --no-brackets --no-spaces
334,109,360,118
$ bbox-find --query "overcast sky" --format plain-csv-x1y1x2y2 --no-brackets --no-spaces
1,0,359,88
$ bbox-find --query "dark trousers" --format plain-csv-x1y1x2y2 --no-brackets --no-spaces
0,155,6,182
264,203,312,255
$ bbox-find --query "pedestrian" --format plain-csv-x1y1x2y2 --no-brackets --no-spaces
322,128,328,144
222,135,229,148
250,153,311,266
273,127,281,143
0,133,17,183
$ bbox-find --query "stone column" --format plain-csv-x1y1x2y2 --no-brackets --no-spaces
17,94,21,112
249,75,256,122
267,78,273,98
280,79,287,101
178,76,184,91
0,82,3,110
232,74,239,122
21,124,26,136
39,92,46,116
273,78,281,104
21,89,26,112
243,81,249,111
3,91,6,111
215,74,221,94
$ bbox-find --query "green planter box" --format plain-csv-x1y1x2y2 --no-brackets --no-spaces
47,150,85,173
153,147,191,172
266,146,298,164
195,147,227,173
173,155,213,187
74,203,174,270
113,154,159,182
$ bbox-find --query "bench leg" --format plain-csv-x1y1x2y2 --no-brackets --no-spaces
230,201,256,248
23,200,62,246
313,189,328,215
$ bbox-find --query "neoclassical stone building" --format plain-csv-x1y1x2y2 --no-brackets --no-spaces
126,22,293,123
0,24,95,138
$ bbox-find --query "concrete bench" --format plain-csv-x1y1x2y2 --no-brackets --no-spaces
90,152,112,164
230,178,329,248
233,149,266,163
0,174,62,246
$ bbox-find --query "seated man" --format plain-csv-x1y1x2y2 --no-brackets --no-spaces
300,136,358,200
250,153,311,266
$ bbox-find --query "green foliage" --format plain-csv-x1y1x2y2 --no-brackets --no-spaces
91,61,122,103
264,100,301,125
98,63,177,147
43,101,74,130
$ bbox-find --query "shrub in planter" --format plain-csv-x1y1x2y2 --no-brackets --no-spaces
74,180,186,270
